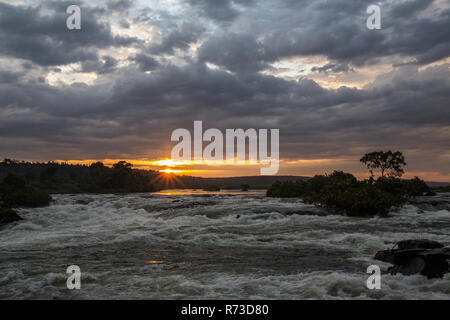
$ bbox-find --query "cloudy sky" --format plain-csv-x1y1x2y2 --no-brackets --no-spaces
0,0,449,179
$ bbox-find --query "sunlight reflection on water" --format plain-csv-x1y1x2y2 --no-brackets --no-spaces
153,189,266,196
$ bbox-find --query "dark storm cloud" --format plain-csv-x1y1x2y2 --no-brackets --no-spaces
311,63,351,73
149,22,205,55
130,54,160,72
1,59,449,161
0,0,449,177
81,56,118,74
201,0,449,68
119,19,131,29
106,0,135,12
0,71,24,84
390,0,435,19
187,0,256,22
0,1,138,67
198,33,270,73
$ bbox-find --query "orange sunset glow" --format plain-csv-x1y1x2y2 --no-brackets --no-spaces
48,157,450,182
159,168,183,174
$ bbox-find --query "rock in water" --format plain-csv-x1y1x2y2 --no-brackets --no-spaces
374,240,450,279
0,207,22,227
396,239,443,250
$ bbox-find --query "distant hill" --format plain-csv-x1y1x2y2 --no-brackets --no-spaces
158,174,450,189
426,181,450,188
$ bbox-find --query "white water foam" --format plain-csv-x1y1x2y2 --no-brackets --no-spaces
1,192,449,299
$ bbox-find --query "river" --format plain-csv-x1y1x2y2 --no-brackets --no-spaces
1,190,449,299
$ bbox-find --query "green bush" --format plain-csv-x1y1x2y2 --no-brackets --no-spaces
267,171,408,217
1,186,52,208
401,177,432,196
374,177,404,195
304,179,404,217
267,171,357,198
374,176,431,197
0,174,52,208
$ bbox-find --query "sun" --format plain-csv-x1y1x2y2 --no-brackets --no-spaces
159,168,182,174
151,159,188,167
151,168,186,189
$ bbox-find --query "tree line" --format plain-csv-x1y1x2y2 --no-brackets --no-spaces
0,159,161,194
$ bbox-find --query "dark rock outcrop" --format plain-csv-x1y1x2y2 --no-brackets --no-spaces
0,207,22,227
375,240,450,279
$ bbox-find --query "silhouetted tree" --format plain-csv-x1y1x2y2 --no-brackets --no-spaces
88,162,110,189
111,161,134,189
360,150,406,178
113,161,133,171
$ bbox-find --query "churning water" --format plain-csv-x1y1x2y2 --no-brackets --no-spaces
1,190,450,299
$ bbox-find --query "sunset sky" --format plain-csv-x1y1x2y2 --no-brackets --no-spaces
0,0,449,180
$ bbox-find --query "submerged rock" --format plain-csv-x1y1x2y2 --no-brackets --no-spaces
0,207,22,227
374,240,450,279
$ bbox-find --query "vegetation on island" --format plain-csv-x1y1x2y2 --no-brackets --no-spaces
267,151,433,217
0,159,161,226
0,174,52,208
0,159,161,194
0,173,53,227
